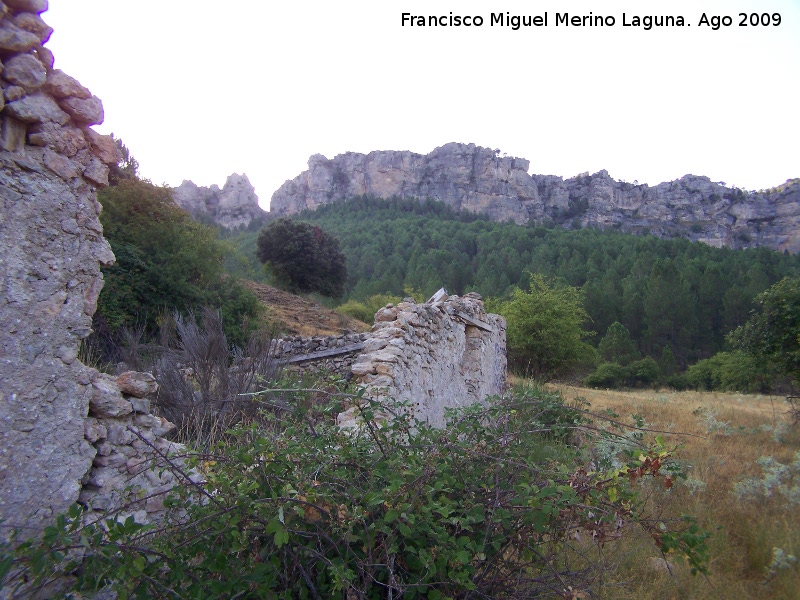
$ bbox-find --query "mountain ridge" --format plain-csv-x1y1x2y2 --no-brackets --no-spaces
269,143,800,253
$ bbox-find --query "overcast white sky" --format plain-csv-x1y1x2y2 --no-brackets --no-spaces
44,1,799,210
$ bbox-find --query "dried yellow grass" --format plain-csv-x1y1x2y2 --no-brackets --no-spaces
548,385,800,600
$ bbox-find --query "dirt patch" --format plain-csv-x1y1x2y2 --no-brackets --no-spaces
241,280,370,337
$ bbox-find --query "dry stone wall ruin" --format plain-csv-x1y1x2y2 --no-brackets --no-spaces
0,1,184,538
265,293,507,430
270,332,369,377
341,292,507,429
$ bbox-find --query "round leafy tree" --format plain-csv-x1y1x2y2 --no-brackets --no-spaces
730,275,800,386
498,273,595,379
256,218,347,297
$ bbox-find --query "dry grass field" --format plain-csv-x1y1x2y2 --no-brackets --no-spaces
548,385,800,599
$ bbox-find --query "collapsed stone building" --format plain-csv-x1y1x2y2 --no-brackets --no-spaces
0,2,508,548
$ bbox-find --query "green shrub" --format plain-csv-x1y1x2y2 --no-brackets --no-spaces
336,293,403,324
498,273,595,379
585,357,660,389
685,351,765,392
585,362,628,388
0,387,710,598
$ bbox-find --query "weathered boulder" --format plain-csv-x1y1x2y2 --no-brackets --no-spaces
44,69,91,99
4,0,48,13
0,18,40,52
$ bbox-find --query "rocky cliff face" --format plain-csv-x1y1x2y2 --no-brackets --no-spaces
271,143,800,253
173,173,267,229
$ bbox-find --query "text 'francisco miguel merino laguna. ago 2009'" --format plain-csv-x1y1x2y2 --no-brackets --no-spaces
400,12,783,31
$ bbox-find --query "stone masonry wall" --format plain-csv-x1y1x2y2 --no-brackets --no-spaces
269,332,368,377
345,292,507,428
0,1,183,538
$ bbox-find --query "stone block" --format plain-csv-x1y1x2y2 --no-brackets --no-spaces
5,92,70,125
116,371,158,398
58,94,103,125
3,53,45,90
84,418,107,443
0,18,40,52
4,0,49,14
43,69,91,99
11,12,53,42
89,377,132,418
130,397,150,414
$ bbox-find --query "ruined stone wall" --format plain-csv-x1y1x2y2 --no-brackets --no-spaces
270,332,368,377
0,1,181,537
346,293,507,428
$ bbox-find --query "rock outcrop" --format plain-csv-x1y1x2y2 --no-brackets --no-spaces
0,2,184,540
173,173,267,229
271,143,800,253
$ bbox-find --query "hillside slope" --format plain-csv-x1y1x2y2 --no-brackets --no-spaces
241,279,369,337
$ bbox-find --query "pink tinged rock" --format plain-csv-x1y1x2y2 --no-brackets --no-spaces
133,414,159,428
116,371,158,398
4,0,48,14
11,12,52,42
0,19,40,52
151,417,176,438
5,93,69,124
351,361,376,376
28,122,86,156
375,306,398,322
94,238,115,266
43,69,90,99
84,129,122,164
58,95,103,125
42,148,79,179
3,53,46,89
89,377,133,418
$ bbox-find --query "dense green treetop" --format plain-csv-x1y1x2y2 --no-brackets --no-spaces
495,274,595,379
730,276,800,386
256,218,347,297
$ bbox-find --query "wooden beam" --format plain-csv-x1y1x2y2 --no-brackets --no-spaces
283,342,365,364
456,312,493,332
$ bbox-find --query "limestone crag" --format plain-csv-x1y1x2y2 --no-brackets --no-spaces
271,143,800,253
0,1,184,540
173,173,267,229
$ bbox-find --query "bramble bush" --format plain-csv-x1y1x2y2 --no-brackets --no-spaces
1,386,711,599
